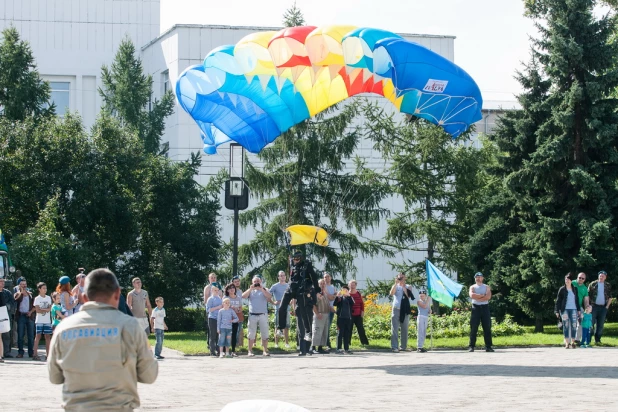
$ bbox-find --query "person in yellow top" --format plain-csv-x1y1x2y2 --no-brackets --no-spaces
47,268,158,411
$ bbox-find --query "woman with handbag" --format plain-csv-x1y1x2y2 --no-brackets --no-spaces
555,273,581,349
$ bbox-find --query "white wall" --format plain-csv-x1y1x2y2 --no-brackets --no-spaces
0,0,160,128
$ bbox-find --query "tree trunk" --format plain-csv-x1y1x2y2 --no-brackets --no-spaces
534,315,544,333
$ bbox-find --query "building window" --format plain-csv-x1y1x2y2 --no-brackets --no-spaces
50,82,70,115
162,70,170,94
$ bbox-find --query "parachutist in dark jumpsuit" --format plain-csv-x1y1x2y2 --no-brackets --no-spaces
277,251,320,344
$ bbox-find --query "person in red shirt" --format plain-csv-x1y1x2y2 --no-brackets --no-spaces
348,280,369,346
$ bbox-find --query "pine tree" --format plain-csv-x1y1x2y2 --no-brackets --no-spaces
363,105,493,313
0,27,53,120
471,0,618,330
282,1,305,27
239,103,391,282
99,37,174,154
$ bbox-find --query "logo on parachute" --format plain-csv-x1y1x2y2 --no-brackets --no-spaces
423,79,448,93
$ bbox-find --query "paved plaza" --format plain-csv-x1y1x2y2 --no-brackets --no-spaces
1,347,617,411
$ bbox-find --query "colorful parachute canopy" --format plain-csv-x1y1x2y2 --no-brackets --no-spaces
176,26,483,155
285,225,329,247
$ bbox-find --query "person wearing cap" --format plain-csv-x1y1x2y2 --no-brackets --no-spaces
57,276,77,319
588,270,613,344
127,277,153,335
14,277,35,358
47,268,158,410
276,251,320,342
468,272,494,352
71,269,87,314
416,289,432,353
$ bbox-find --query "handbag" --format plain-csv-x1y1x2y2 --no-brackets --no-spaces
0,306,10,333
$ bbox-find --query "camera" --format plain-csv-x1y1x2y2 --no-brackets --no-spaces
253,283,260,288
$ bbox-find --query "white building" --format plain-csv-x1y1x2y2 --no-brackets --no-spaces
1,0,511,287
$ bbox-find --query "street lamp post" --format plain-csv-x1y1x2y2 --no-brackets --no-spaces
225,143,249,279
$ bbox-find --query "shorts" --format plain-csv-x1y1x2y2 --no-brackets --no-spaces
247,313,269,340
275,307,291,329
136,317,150,333
36,323,53,335
218,328,232,347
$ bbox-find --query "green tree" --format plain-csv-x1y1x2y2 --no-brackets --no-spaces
0,27,53,120
363,106,493,312
99,38,174,154
471,0,618,330
282,1,305,27
238,102,391,283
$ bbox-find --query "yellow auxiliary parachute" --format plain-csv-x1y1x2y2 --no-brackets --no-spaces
285,225,329,247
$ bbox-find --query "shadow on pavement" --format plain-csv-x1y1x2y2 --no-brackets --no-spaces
333,363,618,379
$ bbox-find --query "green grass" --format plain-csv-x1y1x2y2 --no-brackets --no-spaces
150,323,618,355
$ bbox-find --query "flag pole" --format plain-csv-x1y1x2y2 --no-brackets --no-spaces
430,313,433,350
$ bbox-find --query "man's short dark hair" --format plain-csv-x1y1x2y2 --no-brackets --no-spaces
86,269,120,301
37,282,46,289
341,285,350,290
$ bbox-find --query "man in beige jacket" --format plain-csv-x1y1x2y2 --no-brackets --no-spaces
48,268,158,411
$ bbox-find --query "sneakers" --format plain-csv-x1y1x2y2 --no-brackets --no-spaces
468,347,474,352
276,329,284,338
485,347,495,352
345,350,353,355
298,352,307,357
231,352,238,357
248,352,255,357
284,343,290,348
336,349,344,354
303,333,312,342
219,354,225,358
274,343,279,348
155,355,164,360
391,348,400,353
417,348,427,353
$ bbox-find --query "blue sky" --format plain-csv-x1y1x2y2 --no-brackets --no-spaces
161,0,537,102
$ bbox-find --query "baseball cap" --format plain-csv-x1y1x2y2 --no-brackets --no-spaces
474,272,484,278
59,276,71,285
419,289,427,294
598,270,607,276
232,275,240,280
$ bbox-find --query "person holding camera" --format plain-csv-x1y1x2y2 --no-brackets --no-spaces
242,275,272,357
389,273,415,353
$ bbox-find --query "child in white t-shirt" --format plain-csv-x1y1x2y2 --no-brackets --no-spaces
150,297,168,359
33,282,53,361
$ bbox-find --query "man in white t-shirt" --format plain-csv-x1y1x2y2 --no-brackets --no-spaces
270,271,290,348
33,282,53,360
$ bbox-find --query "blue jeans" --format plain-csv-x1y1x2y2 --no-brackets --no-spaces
327,312,334,348
591,305,608,342
561,309,578,340
581,326,591,345
17,315,34,356
154,329,164,356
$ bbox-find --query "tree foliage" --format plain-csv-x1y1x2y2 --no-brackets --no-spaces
0,27,53,120
282,1,305,27
238,102,391,283
363,106,493,297
99,38,174,154
0,35,220,308
469,0,618,330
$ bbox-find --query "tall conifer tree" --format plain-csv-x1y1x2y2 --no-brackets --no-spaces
470,0,618,329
